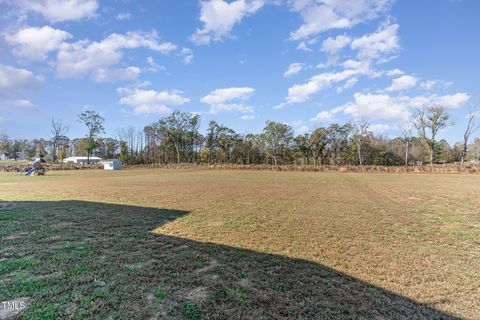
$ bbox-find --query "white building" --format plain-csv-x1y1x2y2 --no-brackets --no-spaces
103,159,122,170
63,156,103,164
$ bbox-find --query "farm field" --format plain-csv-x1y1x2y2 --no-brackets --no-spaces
0,169,479,319
0,160,29,166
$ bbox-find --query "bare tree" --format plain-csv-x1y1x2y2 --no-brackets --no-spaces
399,124,413,166
414,106,452,167
351,122,369,166
460,110,480,166
50,118,69,162
122,127,136,155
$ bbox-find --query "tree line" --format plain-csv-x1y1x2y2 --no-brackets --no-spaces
1,106,479,167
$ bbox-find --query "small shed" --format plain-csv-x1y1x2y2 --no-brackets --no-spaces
103,159,122,170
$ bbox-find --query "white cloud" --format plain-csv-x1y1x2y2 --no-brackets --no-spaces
56,31,176,80
281,71,350,105
5,27,186,83
15,0,99,23
311,110,334,122
321,34,351,54
201,87,255,114
336,78,358,93
420,80,437,90
0,65,44,92
341,59,370,71
341,93,411,121
5,26,72,61
0,64,43,110
369,123,390,134
0,99,36,109
351,23,400,62
241,114,256,120
289,0,393,40
386,75,417,92
333,91,471,122
385,68,404,76
402,93,470,109
291,120,309,134
443,81,453,88
283,63,304,78
296,41,312,52
91,67,141,83
436,93,470,108
13,99,35,108
180,48,194,64
118,88,190,115
116,12,131,20
191,0,266,45
146,56,165,73
296,125,309,134
201,87,254,104
278,61,372,106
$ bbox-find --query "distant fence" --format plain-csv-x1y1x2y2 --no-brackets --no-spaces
2,163,479,174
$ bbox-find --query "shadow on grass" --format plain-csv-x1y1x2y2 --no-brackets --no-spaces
0,201,458,319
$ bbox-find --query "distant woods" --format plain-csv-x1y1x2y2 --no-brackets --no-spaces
1,106,480,167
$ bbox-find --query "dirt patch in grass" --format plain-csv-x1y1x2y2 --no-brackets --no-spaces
194,258,218,274
181,287,208,302
0,297,31,319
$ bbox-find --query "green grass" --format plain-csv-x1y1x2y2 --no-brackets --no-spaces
153,286,167,300
0,159,29,166
0,258,37,275
0,169,479,319
180,301,203,320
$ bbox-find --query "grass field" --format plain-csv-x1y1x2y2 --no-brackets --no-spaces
0,160,29,166
1,169,479,319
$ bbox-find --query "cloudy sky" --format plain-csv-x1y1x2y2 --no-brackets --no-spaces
0,0,479,142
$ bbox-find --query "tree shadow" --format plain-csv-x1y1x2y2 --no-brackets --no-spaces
0,201,459,319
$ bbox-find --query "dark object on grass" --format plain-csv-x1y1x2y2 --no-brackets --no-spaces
24,157,46,176
33,158,46,164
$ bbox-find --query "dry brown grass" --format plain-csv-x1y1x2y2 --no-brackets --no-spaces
3,162,479,174
1,169,479,319
128,163,480,173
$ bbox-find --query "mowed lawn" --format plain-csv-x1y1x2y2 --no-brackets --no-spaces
0,169,479,319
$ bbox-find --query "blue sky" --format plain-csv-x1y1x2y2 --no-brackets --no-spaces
0,0,479,143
